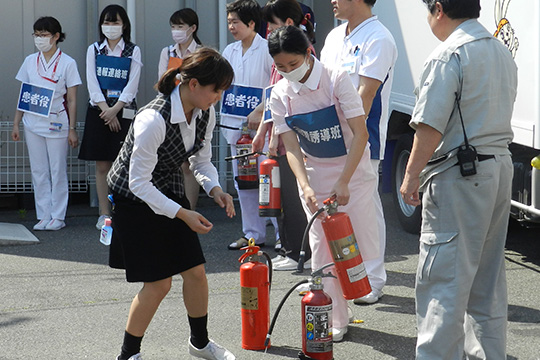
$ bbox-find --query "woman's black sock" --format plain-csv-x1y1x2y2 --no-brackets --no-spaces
118,331,143,360
188,314,209,349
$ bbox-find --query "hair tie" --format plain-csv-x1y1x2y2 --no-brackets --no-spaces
175,73,182,81
301,13,311,26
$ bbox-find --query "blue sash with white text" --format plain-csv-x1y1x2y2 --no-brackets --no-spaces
285,105,347,158
96,55,131,92
221,84,263,118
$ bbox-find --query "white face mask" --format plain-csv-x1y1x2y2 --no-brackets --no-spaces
34,36,54,53
171,29,192,45
101,25,123,40
277,56,310,83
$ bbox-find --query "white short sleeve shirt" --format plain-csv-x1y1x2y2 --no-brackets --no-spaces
321,17,397,159
16,49,82,137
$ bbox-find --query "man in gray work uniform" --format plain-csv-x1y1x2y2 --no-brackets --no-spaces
400,0,517,359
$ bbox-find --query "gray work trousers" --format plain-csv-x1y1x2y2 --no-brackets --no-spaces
416,155,513,360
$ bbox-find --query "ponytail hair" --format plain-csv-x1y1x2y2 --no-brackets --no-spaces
263,0,315,44
156,47,234,95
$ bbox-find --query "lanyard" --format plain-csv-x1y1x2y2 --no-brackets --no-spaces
37,50,62,84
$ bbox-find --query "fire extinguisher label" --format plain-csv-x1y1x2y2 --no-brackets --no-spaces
241,287,258,310
305,305,333,353
259,175,270,205
271,166,280,188
347,262,367,283
237,144,258,176
328,234,360,262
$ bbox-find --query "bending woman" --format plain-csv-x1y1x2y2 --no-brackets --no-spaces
268,26,379,342
107,47,236,360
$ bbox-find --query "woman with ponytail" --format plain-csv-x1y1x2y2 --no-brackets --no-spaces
107,47,236,360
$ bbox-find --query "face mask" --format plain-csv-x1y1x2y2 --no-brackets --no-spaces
277,56,310,83
101,25,123,40
34,36,54,53
171,29,192,44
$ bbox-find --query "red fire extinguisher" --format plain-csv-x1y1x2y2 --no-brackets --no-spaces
259,157,281,217
301,264,335,360
235,125,258,189
321,198,371,300
238,239,272,350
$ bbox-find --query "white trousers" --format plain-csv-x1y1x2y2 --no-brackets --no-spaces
416,155,512,360
24,129,69,221
230,144,278,244
362,159,387,292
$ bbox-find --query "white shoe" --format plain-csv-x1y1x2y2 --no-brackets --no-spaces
271,254,288,264
33,219,50,231
115,353,142,360
332,326,348,342
273,257,311,271
353,289,383,305
45,219,65,231
96,215,110,230
188,339,235,360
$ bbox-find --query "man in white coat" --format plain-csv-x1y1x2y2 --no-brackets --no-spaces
321,0,397,304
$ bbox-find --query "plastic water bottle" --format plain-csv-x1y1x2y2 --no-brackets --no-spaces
100,218,113,246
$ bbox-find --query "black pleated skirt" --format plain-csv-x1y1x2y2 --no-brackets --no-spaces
109,193,206,282
78,105,132,161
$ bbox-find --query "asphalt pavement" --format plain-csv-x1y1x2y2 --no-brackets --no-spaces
0,192,539,360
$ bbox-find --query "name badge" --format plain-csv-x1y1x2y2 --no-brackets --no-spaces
107,90,121,99
17,82,55,118
221,84,263,118
263,85,274,122
342,61,356,75
49,122,63,132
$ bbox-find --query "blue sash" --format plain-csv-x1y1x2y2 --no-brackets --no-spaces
17,83,55,118
263,85,274,121
221,84,263,118
285,105,347,158
96,55,131,92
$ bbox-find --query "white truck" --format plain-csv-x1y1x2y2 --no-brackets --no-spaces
374,0,540,233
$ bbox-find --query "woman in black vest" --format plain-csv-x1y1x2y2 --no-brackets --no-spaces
79,4,142,231
107,48,236,360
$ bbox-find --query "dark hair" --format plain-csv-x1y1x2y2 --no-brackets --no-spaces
364,0,377,6
99,4,132,43
156,47,234,96
34,16,65,43
268,25,310,58
263,0,315,44
422,0,480,19
226,0,262,33
170,8,202,45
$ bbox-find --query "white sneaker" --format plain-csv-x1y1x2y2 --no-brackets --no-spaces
33,219,50,231
271,254,288,264
332,326,348,342
273,257,311,271
353,289,383,305
96,215,110,230
188,339,235,360
115,353,142,360
45,219,65,231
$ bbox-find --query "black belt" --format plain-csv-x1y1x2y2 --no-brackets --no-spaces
452,154,495,167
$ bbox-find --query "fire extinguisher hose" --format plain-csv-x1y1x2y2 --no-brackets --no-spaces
264,278,310,349
295,206,326,274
